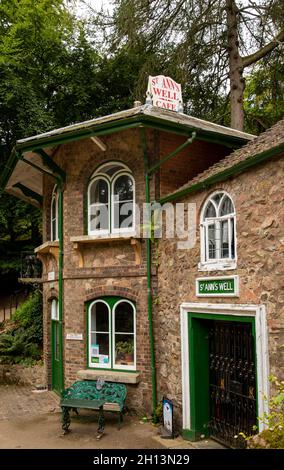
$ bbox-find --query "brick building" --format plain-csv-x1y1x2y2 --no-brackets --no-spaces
1,104,283,447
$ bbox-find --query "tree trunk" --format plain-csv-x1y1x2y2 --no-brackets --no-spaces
226,0,245,131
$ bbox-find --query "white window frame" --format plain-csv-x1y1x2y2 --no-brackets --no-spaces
50,185,59,241
111,172,135,235
88,299,111,369
87,162,135,237
88,175,110,236
51,298,59,321
88,298,136,371
199,190,237,271
112,299,136,371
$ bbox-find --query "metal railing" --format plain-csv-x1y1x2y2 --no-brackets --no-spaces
20,252,42,279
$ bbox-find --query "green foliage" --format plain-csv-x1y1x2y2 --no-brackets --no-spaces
0,289,43,364
155,401,163,422
245,375,284,448
116,340,134,354
244,50,284,134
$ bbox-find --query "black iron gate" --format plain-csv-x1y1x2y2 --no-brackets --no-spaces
209,321,256,448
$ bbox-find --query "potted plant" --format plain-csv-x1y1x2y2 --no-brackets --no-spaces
116,341,134,364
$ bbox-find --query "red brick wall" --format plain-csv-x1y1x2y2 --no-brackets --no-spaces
159,132,229,196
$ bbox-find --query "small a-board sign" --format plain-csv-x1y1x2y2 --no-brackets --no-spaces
161,397,174,439
146,75,183,112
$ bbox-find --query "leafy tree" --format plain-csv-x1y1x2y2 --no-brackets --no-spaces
0,1,105,284
244,49,284,133
93,0,284,131
0,289,43,364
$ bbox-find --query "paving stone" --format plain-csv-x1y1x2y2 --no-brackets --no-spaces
0,385,60,421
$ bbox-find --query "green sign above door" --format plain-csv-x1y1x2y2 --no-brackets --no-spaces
196,276,239,297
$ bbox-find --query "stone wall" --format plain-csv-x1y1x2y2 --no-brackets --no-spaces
0,364,45,387
156,154,284,426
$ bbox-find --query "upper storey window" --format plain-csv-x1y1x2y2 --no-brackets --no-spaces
88,162,135,236
51,185,59,241
199,191,236,271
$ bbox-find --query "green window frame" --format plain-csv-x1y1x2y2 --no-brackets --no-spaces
87,296,136,371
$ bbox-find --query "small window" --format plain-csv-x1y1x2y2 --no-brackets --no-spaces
88,162,135,236
200,191,236,271
51,298,59,321
51,185,59,241
88,298,136,370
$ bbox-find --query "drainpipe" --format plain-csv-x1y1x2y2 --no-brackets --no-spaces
140,127,158,423
57,179,64,393
140,127,196,423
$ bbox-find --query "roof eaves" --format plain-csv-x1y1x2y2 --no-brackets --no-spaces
160,140,284,204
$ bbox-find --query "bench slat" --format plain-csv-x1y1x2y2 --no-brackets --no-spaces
61,398,105,410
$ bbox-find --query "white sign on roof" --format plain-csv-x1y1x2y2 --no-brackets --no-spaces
146,75,183,113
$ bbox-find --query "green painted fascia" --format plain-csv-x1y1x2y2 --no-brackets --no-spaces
1,112,252,192
16,119,143,153
140,115,251,147
15,114,248,156
160,141,284,204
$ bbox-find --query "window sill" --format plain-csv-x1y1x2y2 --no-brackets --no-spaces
70,235,141,267
77,369,140,384
198,261,237,272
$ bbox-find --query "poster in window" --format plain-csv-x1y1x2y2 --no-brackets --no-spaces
91,344,99,356
99,355,109,364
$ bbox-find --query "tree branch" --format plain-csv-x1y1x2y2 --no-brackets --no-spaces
242,28,284,68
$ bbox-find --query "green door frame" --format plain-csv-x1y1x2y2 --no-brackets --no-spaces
51,318,61,394
183,311,257,441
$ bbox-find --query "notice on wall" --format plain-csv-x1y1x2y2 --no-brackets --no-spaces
146,75,183,112
66,333,83,340
48,271,55,281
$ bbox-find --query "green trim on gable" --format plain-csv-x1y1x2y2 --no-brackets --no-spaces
160,141,284,204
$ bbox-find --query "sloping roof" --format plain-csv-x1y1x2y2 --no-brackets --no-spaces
161,118,284,203
16,104,254,147
1,104,255,207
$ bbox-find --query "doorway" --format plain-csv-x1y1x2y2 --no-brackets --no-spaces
187,313,257,447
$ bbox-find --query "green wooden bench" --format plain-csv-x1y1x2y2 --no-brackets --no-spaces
60,380,127,437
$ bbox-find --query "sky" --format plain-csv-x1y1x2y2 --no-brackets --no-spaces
75,0,114,16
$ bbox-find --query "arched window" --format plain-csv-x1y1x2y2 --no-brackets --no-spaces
200,191,236,270
88,162,135,235
51,298,59,321
88,298,136,370
51,185,59,241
